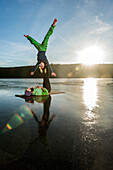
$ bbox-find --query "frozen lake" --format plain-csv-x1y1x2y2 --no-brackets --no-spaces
0,78,113,170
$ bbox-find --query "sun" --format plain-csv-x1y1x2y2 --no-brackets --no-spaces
77,46,104,65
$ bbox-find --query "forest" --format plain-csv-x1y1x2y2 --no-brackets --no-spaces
0,64,113,78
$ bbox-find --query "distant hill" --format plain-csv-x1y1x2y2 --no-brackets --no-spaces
0,64,113,78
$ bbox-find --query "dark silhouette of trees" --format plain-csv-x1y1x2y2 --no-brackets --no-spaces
0,64,113,78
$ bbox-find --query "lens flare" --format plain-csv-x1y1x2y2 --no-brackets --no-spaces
1,113,24,134
22,105,33,116
1,104,35,134
6,124,12,130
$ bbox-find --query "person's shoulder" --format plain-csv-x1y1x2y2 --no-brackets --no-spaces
43,88,49,94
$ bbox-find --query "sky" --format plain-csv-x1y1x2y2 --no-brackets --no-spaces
0,0,113,67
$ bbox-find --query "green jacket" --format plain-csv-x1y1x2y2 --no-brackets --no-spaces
32,88,48,96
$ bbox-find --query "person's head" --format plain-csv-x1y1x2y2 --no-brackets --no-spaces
40,62,45,69
25,87,34,96
30,87,34,92
25,90,32,96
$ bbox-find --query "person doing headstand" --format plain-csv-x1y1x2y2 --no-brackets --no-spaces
24,18,57,92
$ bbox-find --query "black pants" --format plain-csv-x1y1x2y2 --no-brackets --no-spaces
42,66,51,93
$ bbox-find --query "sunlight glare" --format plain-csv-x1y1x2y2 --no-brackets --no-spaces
83,78,98,111
77,46,104,65
82,78,99,125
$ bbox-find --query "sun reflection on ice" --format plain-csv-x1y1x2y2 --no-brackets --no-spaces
82,78,99,123
82,78,99,142
83,78,98,111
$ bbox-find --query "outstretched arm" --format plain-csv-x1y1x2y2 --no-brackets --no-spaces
47,114,56,126
30,62,40,76
31,110,39,122
46,60,56,77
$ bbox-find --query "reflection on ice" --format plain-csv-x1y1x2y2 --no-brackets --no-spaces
83,78,98,111
82,78,99,127
81,78,99,144
0,78,113,169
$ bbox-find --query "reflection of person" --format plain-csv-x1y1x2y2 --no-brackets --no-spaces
28,96,55,153
24,19,57,92
31,96,55,136
25,95,49,104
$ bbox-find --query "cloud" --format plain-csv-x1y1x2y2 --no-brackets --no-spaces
0,40,32,51
84,0,94,6
0,40,36,66
99,13,104,17
0,61,9,66
89,16,112,35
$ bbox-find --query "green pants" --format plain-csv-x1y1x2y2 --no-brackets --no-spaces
27,25,55,51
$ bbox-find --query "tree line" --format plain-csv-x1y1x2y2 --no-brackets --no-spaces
0,64,113,78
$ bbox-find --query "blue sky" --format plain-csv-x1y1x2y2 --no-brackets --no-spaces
0,0,113,67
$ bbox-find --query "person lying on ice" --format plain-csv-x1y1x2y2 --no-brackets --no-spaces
25,86,48,97
24,19,57,92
